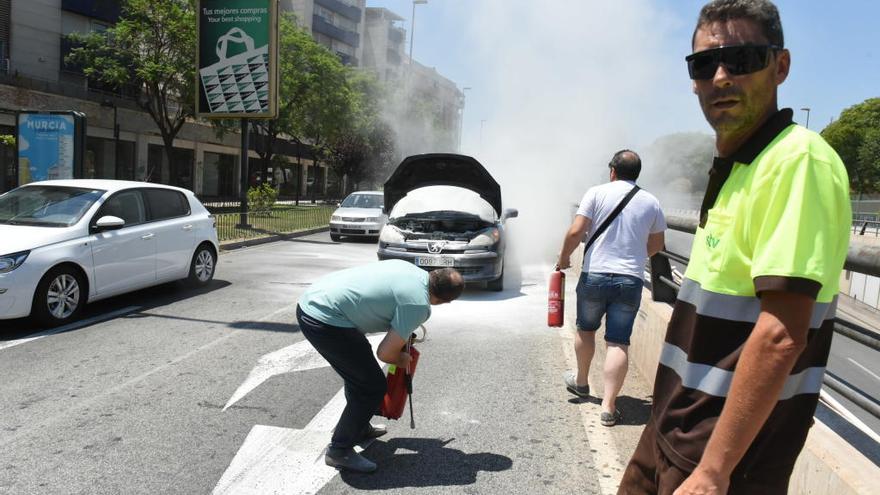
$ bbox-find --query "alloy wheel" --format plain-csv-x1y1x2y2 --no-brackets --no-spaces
47,274,80,320
195,250,215,282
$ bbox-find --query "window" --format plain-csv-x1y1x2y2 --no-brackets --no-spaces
202,152,236,197
97,190,145,226
144,189,190,221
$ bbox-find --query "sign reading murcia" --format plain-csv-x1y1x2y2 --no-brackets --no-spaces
196,0,278,119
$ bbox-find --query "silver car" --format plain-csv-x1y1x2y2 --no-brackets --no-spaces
329,191,386,242
377,154,517,291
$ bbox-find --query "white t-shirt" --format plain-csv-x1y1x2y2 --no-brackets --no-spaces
576,180,666,280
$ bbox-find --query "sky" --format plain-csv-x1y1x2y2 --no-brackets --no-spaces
364,0,879,259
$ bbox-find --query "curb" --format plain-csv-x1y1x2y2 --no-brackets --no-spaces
219,227,329,252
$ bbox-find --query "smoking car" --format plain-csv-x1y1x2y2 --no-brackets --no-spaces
377,154,517,291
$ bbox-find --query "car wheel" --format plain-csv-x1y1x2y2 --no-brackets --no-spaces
330,234,341,242
187,244,216,287
33,265,85,327
486,267,504,292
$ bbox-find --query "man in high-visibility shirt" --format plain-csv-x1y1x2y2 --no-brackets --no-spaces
618,1,851,494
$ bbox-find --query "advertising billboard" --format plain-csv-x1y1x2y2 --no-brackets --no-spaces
16,112,86,185
196,0,278,119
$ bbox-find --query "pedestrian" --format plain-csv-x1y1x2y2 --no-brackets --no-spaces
556,150,666,426
618,1,851,494
296,260,464,473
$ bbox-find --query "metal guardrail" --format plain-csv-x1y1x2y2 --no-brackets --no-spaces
655,213,880,422
213,205,334,242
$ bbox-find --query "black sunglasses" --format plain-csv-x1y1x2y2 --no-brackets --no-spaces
686,44,781,80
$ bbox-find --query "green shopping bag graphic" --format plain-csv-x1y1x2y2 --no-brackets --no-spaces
200,27,270,114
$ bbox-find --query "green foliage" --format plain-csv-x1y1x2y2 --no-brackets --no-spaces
822,98,880,193
248,183,278,211
0,135,14,148
66,0,196,169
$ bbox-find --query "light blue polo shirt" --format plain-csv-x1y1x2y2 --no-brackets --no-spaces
298,260,431,339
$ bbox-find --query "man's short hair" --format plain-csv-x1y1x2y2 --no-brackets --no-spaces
608,150,641,181
429,268,464,302
692,0,784,49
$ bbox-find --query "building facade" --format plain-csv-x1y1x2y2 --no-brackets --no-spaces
282,0,365,67
0,0,327,198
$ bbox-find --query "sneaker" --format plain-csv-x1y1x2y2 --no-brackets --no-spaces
563,371,590,398
325,447,377,473
600,410,621,427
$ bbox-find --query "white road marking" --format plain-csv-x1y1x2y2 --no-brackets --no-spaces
558,328,624,495
214,335,386,494
847,357,880,382
0,306,141,352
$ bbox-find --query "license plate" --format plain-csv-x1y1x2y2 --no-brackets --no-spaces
416,256,454,267
343,224,363,230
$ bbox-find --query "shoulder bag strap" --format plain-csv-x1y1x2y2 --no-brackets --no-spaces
582,185,640,269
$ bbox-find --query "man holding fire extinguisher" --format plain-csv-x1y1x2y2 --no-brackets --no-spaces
297,260,464,473
556,150,666,426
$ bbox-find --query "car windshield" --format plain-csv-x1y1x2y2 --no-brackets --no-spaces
341,194,383,209
0,186,105,227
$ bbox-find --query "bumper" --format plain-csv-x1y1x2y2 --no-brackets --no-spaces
0,264,41,320
330,221,384,237
377,247,502,282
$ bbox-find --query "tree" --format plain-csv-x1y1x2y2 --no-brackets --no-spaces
67,0,196,183
326,71,396,194
822,98,880,193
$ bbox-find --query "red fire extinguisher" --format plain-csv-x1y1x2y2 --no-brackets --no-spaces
380,337,420,428
548,269,565,327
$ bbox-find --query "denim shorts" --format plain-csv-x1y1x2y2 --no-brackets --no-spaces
575,272,643,345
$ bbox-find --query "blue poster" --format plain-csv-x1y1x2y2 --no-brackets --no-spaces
17,113,76,184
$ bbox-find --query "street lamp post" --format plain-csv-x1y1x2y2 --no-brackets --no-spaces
409,0,427,65
480,119,487,152
800,107,811,129
459,86,471,152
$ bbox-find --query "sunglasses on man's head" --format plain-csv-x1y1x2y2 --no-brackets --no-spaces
686,44,781,80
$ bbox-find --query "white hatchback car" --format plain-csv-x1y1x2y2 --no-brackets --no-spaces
0,180,219,326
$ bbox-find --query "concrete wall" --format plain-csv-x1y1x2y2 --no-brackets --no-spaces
10,0,61,81
631,291,880,494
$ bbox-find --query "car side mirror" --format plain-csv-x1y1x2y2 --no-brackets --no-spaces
94,215,125,232
502,208,519,220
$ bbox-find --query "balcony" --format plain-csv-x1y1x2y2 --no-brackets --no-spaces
61,0,122,24
337,52,358,67
315,0,362,23
388,27,405,44
312,15,360,48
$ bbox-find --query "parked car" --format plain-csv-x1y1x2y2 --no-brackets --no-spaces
329,191,387,242
0,180,219,326
377,154,518,291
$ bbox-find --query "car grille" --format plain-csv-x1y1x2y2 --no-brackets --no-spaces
341,217,364,222
405,247,467,254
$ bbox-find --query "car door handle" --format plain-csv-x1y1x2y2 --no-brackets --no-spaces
141,233,155,240
182,224,193,231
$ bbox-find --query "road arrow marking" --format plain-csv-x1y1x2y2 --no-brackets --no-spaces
223,334,385,411
214,334,387,494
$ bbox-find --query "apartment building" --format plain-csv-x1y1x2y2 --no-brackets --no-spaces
0,0,326,197
282,0,365,66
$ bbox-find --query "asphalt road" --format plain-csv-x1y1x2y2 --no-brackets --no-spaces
0,233,645,495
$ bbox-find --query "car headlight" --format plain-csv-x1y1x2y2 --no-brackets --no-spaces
468,228,500,247
379,226,405,244
331,215,342,221
0,250,30,273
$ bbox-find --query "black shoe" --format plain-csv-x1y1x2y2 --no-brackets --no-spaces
325,448,377,473
361,423,388,440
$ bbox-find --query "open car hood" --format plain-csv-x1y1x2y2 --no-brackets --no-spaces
383,154,501,216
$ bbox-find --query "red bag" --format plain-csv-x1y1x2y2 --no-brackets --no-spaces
379,346,420,420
